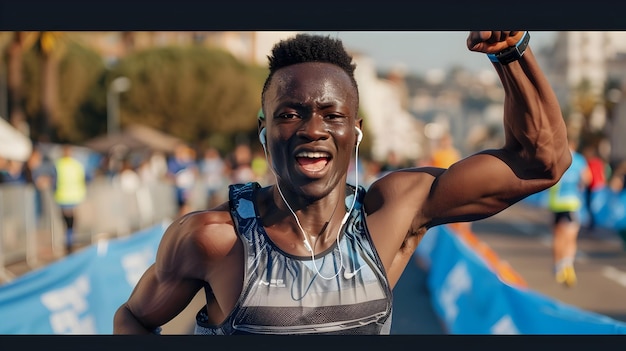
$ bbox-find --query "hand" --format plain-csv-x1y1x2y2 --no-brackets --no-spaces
466,31,526,54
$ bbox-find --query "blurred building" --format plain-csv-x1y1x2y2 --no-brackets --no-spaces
406,65,506,157
352,53,423,163
543,31,626,133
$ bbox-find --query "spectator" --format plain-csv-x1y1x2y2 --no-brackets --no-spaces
228,143,255,184
24,146,56,224
581,143,608,231
115,157,141,194
429,132,462,169
167,144,198,216
54,145,87,254
0,159,27,184
199,146,226,208
137,151,168,185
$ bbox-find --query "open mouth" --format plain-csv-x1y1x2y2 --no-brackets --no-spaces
295,151,331,173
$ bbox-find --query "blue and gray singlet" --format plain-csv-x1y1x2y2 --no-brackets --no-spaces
194,182,393,335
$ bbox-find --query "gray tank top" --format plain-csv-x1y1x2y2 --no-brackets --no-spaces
194,182,393,335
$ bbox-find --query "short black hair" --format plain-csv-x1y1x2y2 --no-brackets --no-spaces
261,33,359,117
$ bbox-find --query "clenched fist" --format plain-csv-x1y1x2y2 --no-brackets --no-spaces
467,31,526,54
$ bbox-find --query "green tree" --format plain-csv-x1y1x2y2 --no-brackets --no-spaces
21,33,106,142
108,45,266,149
56,39,107,141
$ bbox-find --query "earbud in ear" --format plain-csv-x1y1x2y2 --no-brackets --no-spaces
259,128,267,146
355,127,363,144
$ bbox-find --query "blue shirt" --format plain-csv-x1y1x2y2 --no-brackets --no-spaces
548,150,587,212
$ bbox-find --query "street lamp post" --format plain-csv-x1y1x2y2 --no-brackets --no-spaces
107,76,131,136
0,66,7,120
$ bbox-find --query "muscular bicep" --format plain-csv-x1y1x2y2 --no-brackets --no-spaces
115,214,210,333
424,150,551,227
123,264,204,331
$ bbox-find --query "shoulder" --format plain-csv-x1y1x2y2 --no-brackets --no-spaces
368,167,442,192
155,203,237,276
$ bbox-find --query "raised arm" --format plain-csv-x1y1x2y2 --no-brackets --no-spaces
366,32,571,234
423,31,572,226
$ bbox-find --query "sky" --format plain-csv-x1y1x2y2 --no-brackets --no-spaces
306,31,558,76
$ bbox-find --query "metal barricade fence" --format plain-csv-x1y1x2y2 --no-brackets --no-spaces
73,179,178,244
0,179,179,283
0,184,38,282
144,181,179,227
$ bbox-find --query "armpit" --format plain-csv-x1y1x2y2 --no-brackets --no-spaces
400,226,426,251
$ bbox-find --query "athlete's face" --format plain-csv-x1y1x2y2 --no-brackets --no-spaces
262,62,361,200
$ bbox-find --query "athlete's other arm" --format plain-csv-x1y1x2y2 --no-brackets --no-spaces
113,212,215,334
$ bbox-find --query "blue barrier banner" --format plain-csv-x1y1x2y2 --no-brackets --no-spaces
589,187,626,230
0,223,167,334
415,225,626,334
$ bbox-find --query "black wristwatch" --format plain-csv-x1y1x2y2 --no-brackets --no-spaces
487,31,530,65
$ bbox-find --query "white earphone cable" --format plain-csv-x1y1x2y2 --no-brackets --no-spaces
261,127,362,280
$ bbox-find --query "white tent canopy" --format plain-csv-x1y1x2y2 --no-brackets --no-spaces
0,117,32,162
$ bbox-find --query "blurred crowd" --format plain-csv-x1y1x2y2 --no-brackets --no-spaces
1,128,626,253
1,142,268,207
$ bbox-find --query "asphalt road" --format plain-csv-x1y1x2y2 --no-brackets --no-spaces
470,203,626,324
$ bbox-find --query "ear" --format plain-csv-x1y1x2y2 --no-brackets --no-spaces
355,118,363,144
355,126,363,144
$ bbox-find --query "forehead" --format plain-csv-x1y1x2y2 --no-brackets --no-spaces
265,62,357,107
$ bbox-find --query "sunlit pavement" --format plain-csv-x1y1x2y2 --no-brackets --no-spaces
471,203,626,323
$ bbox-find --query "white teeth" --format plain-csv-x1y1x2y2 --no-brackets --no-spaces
296,151,329,158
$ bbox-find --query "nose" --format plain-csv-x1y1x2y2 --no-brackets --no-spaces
297,114,329,142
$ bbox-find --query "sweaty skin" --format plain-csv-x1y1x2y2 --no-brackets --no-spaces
113,31,571,334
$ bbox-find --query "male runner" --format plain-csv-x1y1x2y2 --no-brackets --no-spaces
114,31,571,334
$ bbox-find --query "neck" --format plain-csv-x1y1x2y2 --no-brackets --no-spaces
273,183,346,248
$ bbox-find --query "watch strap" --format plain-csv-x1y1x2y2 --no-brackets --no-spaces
487,31,531,65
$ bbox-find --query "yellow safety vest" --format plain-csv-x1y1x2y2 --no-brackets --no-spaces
54,157,86,205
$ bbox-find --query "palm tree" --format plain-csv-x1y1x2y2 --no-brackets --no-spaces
33,31,66,142
4,31,36,137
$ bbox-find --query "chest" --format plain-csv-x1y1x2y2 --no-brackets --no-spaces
233,227,392,334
